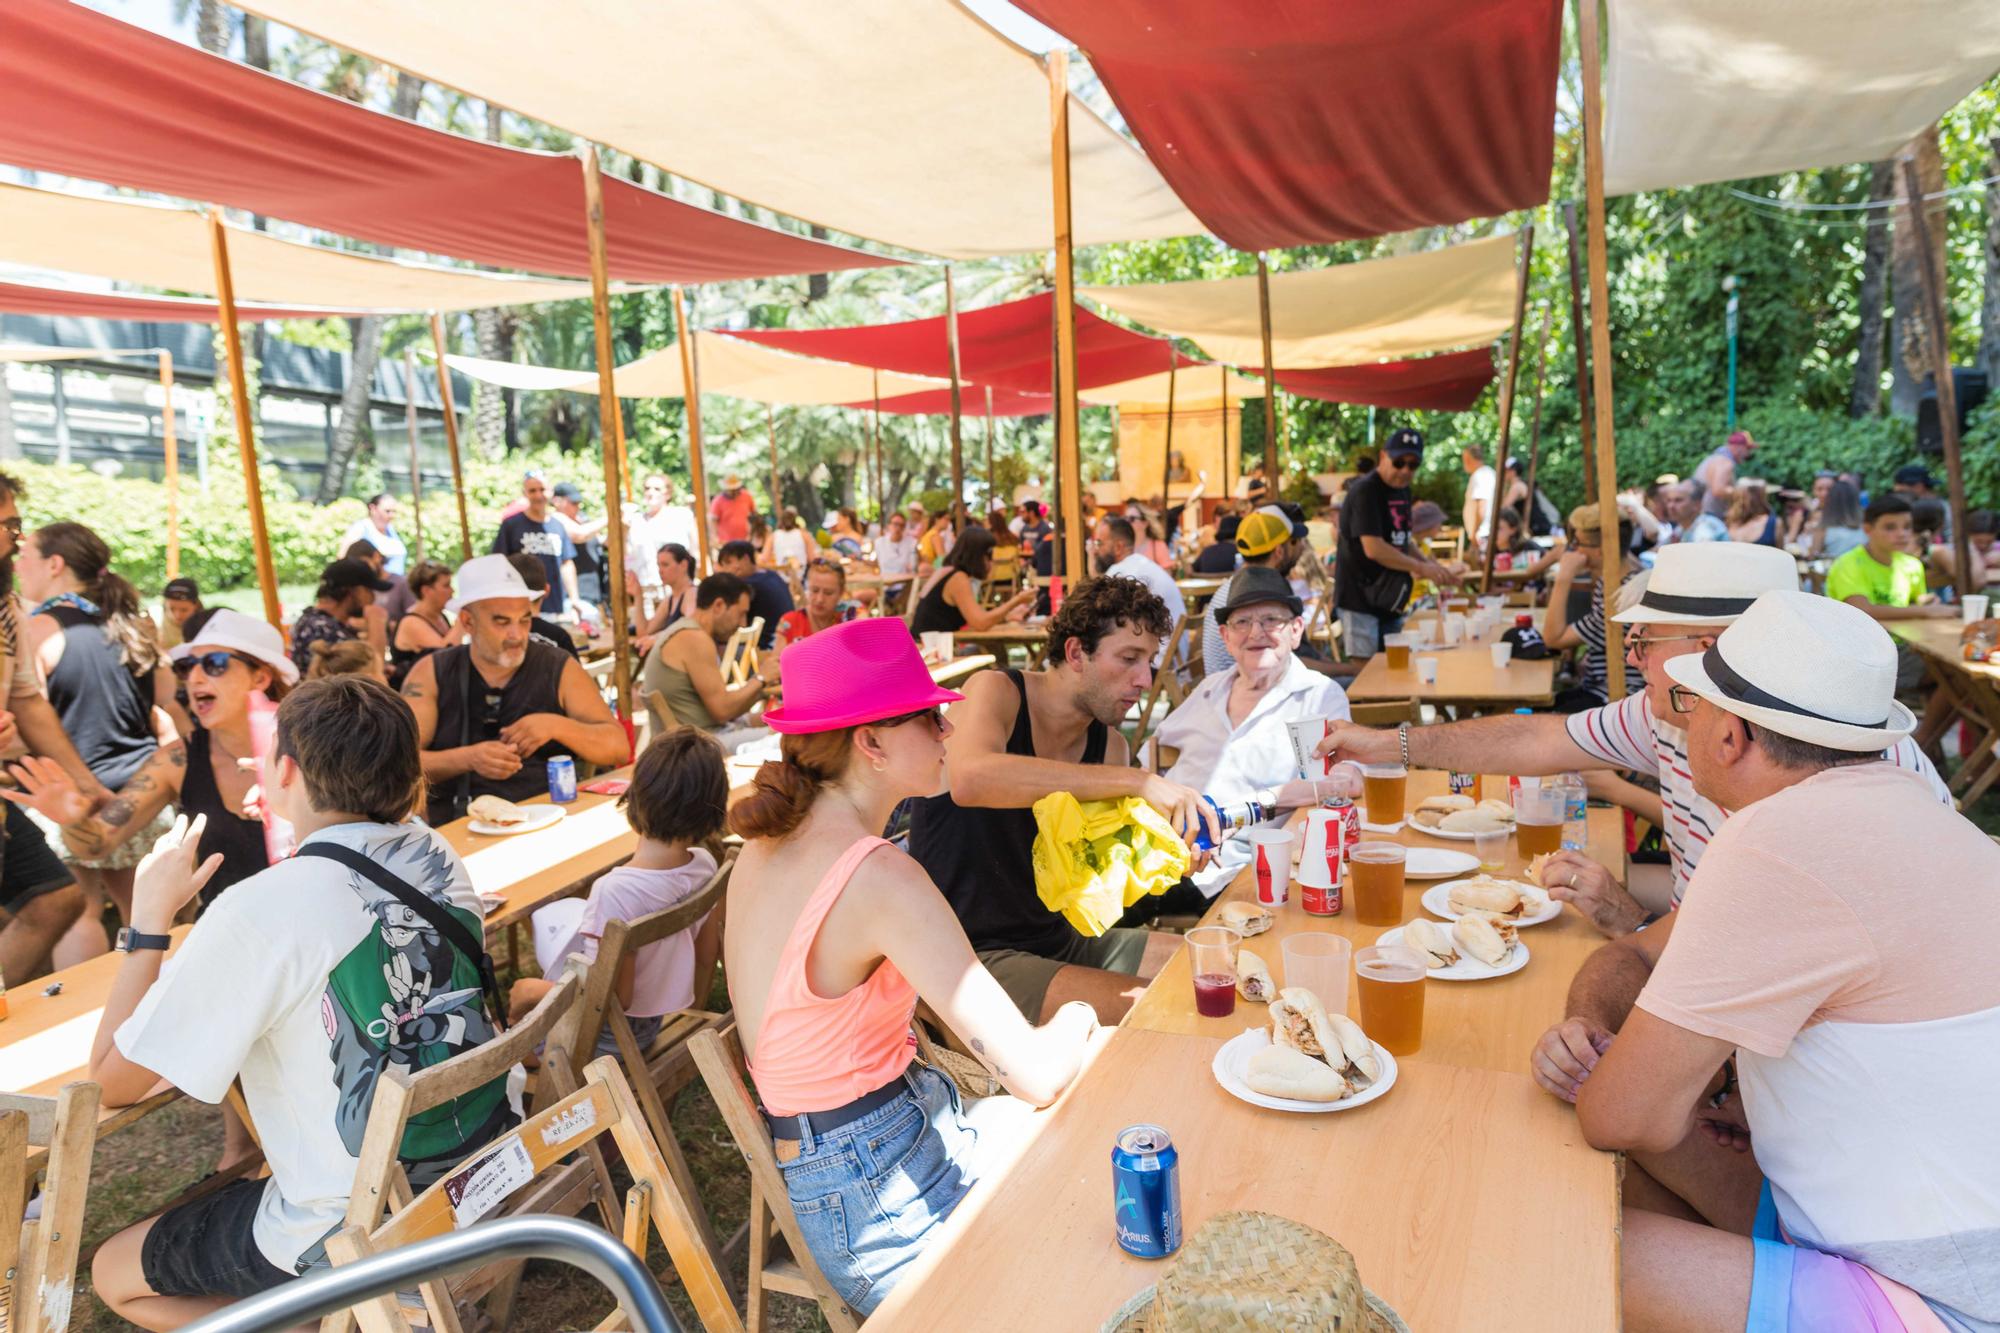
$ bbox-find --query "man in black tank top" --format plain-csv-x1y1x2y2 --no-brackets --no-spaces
907,578,1220,1025
399,556,628,826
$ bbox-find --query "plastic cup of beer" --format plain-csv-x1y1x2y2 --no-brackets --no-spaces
1281,932,1352,1016
1187,926,1241,1019
1490,640,1514,668
1356,944,1427,1055
1348,840,1408,926
1965,594,1990,623
1473,826,1508,871
1359,763,1408,827
1513,784,1565,858
1415,655,1440,686
1384,633,1413,671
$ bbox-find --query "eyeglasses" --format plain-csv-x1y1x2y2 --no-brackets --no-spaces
1668,684,1702,715
170,650,242,680
0,517,21,538
1222,613,1298,636
875,706,945,732
1626,628,1710,665
1386,456,1420,471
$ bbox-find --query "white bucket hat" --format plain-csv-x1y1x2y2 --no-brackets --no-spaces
169,608,300,685
1612,543,1798,626
1662,590,1915,750
445,554,545,616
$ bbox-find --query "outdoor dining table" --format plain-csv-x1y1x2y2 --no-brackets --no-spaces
1346,619,1556,711
868,767,1623,1330
1891,618,2000,804
952,621,1052,667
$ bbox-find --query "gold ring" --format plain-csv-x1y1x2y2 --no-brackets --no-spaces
1569,873,1577,888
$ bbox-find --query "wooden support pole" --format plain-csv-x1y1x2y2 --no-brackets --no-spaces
766,403,782,524
159,350,180,580
1899,157,1975,597
672,287,713,575
580,146,633,726
1219,363,1233,501
1162,354,1178,522
206,212,280,629
1521,302,1555,529
1048,50,1086,589
1256,254,1280,489
985,386,997,513
1577,0,1626,698
945,265,966,526
1482,223,1537,587
1561,200,1597,496
427,313,474,562
871,370,884,519
401,346,426,564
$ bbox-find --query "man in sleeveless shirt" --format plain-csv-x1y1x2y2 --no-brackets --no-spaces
908,578,1220,1025
400,556,627,827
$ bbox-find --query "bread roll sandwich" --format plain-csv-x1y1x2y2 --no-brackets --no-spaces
1452,912,1518,966
1446,876,1527,918
468,794,531,826
1272,987,1380,1083
1403,918,1460,970
1410,793,1473,829
1437,808,1511,834
1244,1044,1350,1102
1218,902,1274,937
1236,948,1275,1003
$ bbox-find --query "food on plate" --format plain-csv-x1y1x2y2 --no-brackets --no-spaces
1235,948,1275,1003
1272,987,1380,1083
468,794,532,826
1475,797,1515,820
1218,901,1274,937
1410,794,1473,828
1437,808,1511,834
1244,1044,1350,1102
1452,912,1517,966
1525,852,1555,887
1403,918,1460,970
1446,875,1533,918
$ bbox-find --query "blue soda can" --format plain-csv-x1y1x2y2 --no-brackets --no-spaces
1112,1124,1182,1259
546,755,578,804
1192,795,1264,852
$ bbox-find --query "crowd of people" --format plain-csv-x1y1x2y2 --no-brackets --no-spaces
0,418,1991,1329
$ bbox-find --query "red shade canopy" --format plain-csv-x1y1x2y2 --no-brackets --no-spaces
0,280,362,325
1015,0,1560,249
847,386,1053,417
0,0,894,284
731,292,1192,395
1273,349,1497,412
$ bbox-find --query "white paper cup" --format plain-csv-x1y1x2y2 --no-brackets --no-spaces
1442,615,1465,646
1964,594,1990,623
1285,716,1334,779
1247,828,1293,906
1415,655,1440,685
1491,641,1514,668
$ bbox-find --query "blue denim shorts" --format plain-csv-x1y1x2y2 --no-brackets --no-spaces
777,1065,982,1315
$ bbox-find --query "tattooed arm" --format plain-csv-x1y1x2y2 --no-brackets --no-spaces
3,745,184,860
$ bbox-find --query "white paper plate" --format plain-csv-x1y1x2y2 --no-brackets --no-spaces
1402,847,1479,880
1377,924,1529,980
467,804,566,837
1210,1028,1398,1114
1421,878,1561,927
1359,819,1405,834
1404,818,1512,842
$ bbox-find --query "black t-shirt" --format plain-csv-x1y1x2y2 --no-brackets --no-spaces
1335,471,1415,616
743,570,794,650
1191,542,1239,575
491,512,575,615
572,534,607,607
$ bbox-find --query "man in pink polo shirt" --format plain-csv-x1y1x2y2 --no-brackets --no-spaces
1574,592,2000,1333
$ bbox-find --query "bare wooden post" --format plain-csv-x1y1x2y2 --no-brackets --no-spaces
1899,157,1975,594
1162,354,1178,523
1522,302,1555,525
1561,200,1597,496
427,313,474,562
580,146,633,725
159,349,180,580
1482,223,1537,587
1219,363,1233,501
985,386,997,512
1048,50,1086,589
205,212,280,628
1256,255,1280,489
871,370,884,518
945,265,966,526
672,287,713,574
401,346,426,564
1578,0,1626,698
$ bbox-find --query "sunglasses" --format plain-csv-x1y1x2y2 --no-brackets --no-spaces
874,706,945,732
1386,455,1420,471
170,650,245,680
0,517,21,538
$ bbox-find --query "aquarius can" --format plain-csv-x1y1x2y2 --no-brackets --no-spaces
546,755,578,804
1112,1124,1181,1259
1192,795,1264,852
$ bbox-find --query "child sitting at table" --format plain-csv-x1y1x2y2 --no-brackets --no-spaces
512,728,729,1050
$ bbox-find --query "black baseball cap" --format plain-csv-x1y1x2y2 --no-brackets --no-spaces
1893,465,1936,488
1221,565,1303,620
551,481,584,502
1384,427,1425,459
162,577,200,603
321,557,391,594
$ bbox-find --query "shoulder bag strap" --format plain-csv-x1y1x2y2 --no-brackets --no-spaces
296,841,507,1029
447,648,476,821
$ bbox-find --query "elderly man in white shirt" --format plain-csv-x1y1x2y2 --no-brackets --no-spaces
1152,565,1354,903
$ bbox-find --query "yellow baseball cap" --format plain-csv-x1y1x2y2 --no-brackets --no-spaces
1235,511,1293,557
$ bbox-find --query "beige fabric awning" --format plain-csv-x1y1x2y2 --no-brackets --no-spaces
1604,0,2000,196
0,344,144,363
233,0,1203,259
1081,234,1520,369
444,334,946,406
0,183,612,312
1079,366,1263,407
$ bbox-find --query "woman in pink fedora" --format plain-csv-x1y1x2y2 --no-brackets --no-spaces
724,618,1099,1315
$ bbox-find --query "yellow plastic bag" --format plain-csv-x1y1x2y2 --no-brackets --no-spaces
1031,792,1192,937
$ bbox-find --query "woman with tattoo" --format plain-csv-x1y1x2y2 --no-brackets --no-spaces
723,619,1098,1315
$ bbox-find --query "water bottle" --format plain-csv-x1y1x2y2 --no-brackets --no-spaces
1557,771,1588,850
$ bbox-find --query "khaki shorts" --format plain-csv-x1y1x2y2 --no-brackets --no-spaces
977,928,1151,1021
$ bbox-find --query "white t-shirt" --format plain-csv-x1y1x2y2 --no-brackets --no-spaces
876,535,918,579
340,519,407,577
117,821,511,1274
1107,551,1187,628
532,850,717,1018
626,506,699,586
771,528,810,569
1465,466,1496,504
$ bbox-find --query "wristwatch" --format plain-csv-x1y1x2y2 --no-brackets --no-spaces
115,927,172,954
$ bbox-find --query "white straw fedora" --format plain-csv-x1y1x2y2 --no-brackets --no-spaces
169,608,300,685
1612,543,1798,626
445,554,545,616
1662,591,1915,751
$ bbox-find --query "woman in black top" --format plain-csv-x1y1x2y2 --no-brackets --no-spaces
909,526,1035,637
390,560,463,689
15,523,184,964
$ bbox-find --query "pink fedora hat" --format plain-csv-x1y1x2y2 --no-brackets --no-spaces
761,618,965,734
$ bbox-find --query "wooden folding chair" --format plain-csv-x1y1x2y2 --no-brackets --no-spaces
329,1057,742,1333
724,619,763,686
688,1028,862,1333
644,688,684,744
1350,699,1419,726
0,1082,98,1333
1130,613,1195,749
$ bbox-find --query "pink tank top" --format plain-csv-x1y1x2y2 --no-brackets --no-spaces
746,836,918,1117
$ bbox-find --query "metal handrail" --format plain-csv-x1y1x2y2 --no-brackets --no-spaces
183,1215,684,1333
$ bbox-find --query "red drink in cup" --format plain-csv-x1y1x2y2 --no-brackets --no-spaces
1193,973,1237,1017
1186,926,1240,1018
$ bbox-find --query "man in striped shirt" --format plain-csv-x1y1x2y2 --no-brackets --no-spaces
1313,543,1947,936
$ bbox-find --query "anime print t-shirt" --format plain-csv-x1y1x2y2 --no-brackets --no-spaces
117,820,514,1274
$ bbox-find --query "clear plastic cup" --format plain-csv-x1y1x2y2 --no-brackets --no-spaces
1348,840,1408,926
1281,932,1352,1016
1384,633,1413,671
1187,925,1241,1018
1473,826,1509,871
1359,763,1408,827
1490,641,1514,668
1415,656,1440,685
1356,944,1426,1055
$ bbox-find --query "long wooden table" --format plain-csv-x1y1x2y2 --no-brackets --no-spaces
952,621,1052,667
1891,618,2000,804
1347,619,1556,709
869,768,1623,1329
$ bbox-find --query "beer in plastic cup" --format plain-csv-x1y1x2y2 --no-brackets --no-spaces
1359,763,1407,827
1384,633,1412,671
1348,841,1407,926
1415,656,1440,685
1281,932,1352,1016
1247,828,1293,906
1187,926,1241,1018
1513,784,1565,858
1356,945,1427,1055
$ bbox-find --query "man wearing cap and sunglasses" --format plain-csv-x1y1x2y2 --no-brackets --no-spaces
1574,591,2000,1333
1333,428,1462,659
289,558,390,679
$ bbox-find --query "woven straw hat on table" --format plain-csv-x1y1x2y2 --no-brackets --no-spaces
1102,1211,1406,1332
